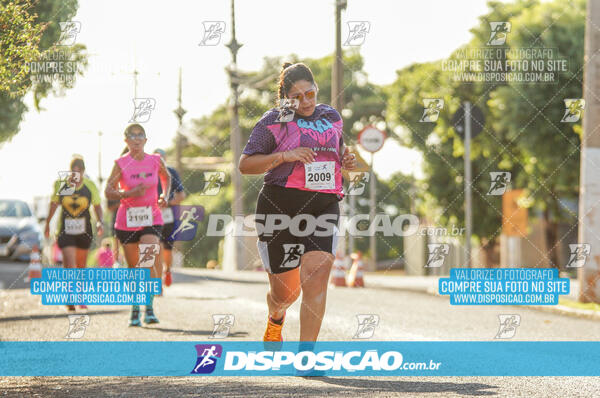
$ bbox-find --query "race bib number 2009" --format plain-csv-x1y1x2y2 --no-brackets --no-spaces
126,206,153,228
305,161,335,190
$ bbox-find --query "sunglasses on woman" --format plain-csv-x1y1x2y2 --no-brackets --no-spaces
127,132,146,140
289,88,317,102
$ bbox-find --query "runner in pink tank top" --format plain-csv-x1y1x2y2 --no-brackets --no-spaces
114,151,164,231
105,124,171,327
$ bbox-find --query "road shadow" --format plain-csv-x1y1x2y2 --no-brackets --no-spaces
148,327,249,338
0,309,124,322
315,377,499,396
0,377,501,397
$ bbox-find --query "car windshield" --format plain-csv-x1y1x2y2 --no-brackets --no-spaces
0,200,32,218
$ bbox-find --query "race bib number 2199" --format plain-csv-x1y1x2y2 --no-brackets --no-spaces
126,206,153,228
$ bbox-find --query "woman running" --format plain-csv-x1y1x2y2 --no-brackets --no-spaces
239,62,357,343
105,124,171,326
45,156,103,312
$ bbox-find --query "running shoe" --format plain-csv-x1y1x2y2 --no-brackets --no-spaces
129,306,141,327
263,314,285,342
143,307,159,324
164,270,172,287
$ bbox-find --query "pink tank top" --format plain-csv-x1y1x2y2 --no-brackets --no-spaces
114,152,164,231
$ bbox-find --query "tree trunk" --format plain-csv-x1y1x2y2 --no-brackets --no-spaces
543,208,560,268
481,237,498,267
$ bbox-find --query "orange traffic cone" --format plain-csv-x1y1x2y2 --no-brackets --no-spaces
347,252,365,288
330,253,347,287
25,245,42,282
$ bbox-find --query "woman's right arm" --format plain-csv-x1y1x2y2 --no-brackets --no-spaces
238,148,317,175
104,163,128,200
44,202,59,239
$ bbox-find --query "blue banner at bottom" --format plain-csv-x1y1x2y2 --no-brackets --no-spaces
1,341,598,376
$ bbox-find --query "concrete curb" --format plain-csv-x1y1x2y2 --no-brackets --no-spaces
175,269,600,321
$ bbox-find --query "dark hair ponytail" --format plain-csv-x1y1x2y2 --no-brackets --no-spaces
276,62,315,106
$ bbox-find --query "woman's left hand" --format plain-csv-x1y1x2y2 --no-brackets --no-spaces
96,222,104,237
158,195,168,208
341,147,357,170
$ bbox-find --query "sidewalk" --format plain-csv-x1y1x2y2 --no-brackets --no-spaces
363,272,600,321
172,268,600,320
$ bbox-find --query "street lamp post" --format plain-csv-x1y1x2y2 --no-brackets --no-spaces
174,67,186,176
226,0,244,270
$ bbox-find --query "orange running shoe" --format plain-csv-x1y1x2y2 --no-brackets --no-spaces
165,271,172,287
263,314,285,342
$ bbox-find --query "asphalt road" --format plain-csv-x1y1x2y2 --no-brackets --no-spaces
1,261,600,397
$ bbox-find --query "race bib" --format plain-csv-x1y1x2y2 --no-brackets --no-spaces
305,161,335,190
65,218,85,235
161,207,174,224
126,206,153,228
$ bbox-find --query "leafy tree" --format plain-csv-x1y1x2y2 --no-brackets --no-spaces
0,0,87,143
385,0,584,266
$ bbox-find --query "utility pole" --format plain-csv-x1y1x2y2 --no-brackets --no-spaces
464,102,472,267
332,0,347,111
133,67,138,98
333,0,347,261
369,153,376,270
173,67,186,175
97,131,103,188
226,0,244,270
578,0,600,303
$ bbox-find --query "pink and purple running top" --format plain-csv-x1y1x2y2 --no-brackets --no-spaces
242,103,345,196
114,152,164,231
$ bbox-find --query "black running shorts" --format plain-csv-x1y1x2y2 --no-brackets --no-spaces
159,222,175,250
57,232,93,250
255,184,340,274
115,225,163,245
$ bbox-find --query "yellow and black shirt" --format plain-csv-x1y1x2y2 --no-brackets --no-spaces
51,177,100,237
